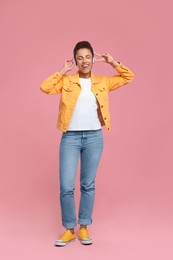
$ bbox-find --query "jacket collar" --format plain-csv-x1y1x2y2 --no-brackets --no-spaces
69,70,101,84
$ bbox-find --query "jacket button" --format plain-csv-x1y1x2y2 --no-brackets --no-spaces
96,93,98,96
104,117,106,120
101,105,103,108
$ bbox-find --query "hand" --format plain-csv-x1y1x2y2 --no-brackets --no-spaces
94,52,114,63
94,52,119,67
59,59,74,75
64,59,74,72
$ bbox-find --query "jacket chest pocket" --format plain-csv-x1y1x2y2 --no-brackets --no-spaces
95,86,108,100
62,84,74,100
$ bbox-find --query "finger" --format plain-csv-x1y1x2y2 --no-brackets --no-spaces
94,59,104,62
101,54,108,58
102,53,109,56
66,58,73,62
94,51,102,57
66,60,73,65
95,57,106,62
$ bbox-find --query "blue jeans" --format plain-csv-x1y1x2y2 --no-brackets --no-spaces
59,129,104,229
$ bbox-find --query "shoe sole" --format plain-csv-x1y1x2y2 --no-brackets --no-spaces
79,239,93,245
54,238,76,247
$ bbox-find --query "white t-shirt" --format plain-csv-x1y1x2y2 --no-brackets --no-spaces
67,77,101,130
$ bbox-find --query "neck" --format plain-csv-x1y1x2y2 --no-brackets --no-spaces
79,71,91,79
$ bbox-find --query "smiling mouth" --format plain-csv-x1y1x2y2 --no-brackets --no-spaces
82,64,89,69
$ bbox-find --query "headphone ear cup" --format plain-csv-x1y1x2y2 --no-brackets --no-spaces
73,58,76,66
72,52,76,65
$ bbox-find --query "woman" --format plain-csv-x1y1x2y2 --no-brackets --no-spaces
40,41,135,246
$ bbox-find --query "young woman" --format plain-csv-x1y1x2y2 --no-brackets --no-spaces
40,41,135,246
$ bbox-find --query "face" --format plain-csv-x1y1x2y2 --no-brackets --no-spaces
75,48,93,78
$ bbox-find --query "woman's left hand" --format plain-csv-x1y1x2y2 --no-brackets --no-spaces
94,52,119,67
94,52,113,63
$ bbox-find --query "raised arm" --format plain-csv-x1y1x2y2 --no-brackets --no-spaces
40,59,74,94
108,63,135,91
94,52,135,91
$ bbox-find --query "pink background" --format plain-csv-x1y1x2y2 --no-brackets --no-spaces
1,0,173,259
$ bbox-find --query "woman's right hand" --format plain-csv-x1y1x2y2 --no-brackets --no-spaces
59,59,74,75
64,59,74,71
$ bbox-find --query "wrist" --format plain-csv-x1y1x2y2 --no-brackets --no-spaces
110,60,120,68
59,67,68,75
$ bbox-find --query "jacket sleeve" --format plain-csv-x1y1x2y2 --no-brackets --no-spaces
40,71,63,94
108,63,135,92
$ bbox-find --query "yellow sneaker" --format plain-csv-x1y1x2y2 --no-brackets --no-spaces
78,228,93,245
55,230,76,246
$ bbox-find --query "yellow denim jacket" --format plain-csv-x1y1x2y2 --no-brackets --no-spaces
40,63,135,132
